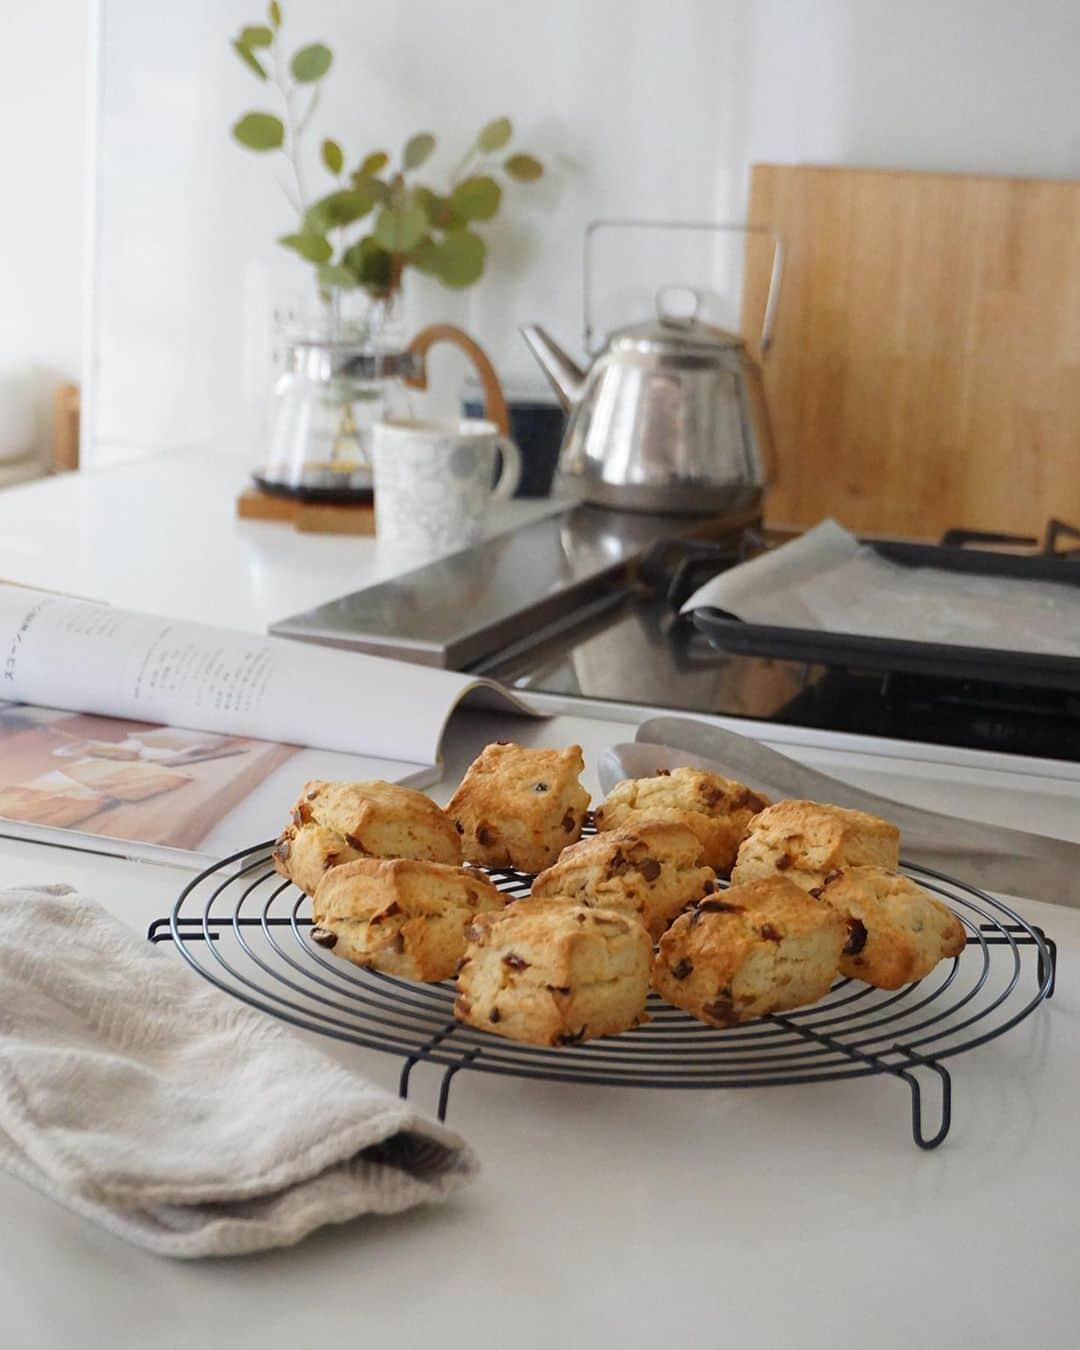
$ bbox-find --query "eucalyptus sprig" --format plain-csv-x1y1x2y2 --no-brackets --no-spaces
230,4,544,303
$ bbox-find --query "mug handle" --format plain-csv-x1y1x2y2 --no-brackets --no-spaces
490,437,522,502
405,324,511,434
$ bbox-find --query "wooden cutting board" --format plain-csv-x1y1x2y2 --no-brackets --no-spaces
740,163,1080,539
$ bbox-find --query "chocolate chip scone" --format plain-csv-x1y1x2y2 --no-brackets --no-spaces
446,742,591,874
531,820,716,942
273,779,462,895
653,875,846,1025
454,898,652,1046
816,866,967,989
730,799,900,892
310,857,504,983
594,767,769,876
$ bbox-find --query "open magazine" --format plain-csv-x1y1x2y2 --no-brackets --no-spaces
0,583,539,867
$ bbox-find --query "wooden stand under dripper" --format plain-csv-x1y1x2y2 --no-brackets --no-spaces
235,487,376,534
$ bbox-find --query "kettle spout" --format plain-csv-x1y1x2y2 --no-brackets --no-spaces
520,324,585,412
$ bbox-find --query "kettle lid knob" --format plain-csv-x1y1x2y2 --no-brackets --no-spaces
656,285,703,326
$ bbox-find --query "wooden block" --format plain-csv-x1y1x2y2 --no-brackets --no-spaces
52,383,80,473
236,486,376,535
740,164,1080,539
236,487,298,523
294,501,375,535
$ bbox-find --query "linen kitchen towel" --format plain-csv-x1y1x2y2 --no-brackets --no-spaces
0,885,478,1258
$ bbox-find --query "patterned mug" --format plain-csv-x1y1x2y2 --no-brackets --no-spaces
372,418,522,554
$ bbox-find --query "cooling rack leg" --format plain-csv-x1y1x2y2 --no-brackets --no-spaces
146,918,222,945
1038,934,1057,999
436,1065,461,1123
397,1023,469,1116
434,1049,482,1123
398,1056,418,1103
895,1050,952,1150
772,1015,953,1151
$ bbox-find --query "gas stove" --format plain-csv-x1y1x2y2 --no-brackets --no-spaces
273,509,1080,764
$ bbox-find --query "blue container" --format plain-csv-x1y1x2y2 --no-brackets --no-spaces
462,375,566,498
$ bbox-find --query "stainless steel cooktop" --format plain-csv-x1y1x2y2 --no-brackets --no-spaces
270,505,752,667
272,511,1080,762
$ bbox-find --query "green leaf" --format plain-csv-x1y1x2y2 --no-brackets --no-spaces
372,197,428,254
231,40,267,80
321,138,344,175
408,235,440,274
352,172,391,206
241,24,273,47
291,42,332,82
359,150,389,176
343,236,393,293
477,116,512,152
268,1,282,28
278,231,333,263
317,263,358,293
427,229,486,288
402,132,436,171
232,111,284,151
414,187,462,231
504,152,543,182
305,184,379,233
450,175,501,222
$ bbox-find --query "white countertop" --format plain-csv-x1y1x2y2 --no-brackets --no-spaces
0,456,1078,1349
0,448,565,632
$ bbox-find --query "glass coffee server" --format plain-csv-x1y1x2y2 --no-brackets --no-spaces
255,305,510,504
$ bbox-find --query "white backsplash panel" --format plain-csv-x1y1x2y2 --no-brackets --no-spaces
87,0,1080,465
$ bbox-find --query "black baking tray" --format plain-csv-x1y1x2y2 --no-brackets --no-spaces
692,540,1080,693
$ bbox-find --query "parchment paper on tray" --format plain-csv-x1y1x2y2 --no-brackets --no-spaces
681,519,1080,658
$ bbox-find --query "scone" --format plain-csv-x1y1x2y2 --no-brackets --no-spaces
446,742,591,874
731,799,900,892
653,875,846,1025
310,857,504,983
594,767,769,875
816,866,967,989
454,898,652,1046
273,778,462,896
531,820,716,942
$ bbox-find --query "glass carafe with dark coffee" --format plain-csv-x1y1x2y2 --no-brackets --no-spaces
255,308,510,504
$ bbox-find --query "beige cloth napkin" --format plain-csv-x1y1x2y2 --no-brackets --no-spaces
0,885,477,1258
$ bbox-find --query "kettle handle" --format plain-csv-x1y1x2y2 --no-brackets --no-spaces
584,219,783,355
405,324,511,434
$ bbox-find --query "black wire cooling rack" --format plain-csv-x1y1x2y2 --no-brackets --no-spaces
148,842,1056,1150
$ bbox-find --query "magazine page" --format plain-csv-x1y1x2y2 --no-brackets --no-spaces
0,703,438,868
0,584,539,766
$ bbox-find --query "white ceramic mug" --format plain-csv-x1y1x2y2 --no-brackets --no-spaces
372,417,522,554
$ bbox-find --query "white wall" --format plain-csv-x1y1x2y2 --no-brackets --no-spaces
86,0,1080,464
1,1,88,463
744,0,1080,176
88,0,750,462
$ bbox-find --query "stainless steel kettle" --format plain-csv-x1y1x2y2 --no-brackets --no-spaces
521,220,782,517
